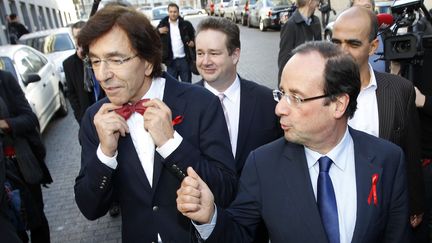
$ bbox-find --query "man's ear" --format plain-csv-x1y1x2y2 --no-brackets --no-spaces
231,48,240,65
144,61,154,76
333,93,350,119
368,37,379,57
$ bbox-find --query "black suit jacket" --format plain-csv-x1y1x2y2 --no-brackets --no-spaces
206,128,410,243
75,73,237,242
0,70,52,184
374,71,424,215
197,77,283,175
63,53,95,124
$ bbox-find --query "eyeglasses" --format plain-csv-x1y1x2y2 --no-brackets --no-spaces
272,89,332,105
86,54,139,70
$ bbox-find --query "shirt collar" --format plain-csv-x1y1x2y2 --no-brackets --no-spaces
364,63,377,90
305,127,352,171
204,75,241,102
140,76,165,101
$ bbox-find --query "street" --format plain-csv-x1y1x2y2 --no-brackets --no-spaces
41,15,280,242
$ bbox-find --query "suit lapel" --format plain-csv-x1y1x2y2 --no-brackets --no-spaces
118,134,152,191
152,74,187,189
280,142,328,242
375,72,395,140
235,79,256,161
350,128,382,242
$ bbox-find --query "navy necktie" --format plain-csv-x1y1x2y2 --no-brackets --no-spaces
317,156,340,243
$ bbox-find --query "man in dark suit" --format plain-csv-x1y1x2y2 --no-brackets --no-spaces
177,41,410,243
332,7,425,230
277,0,322,84
195,17,282,175
63,21,105,125
73,6,237,242
157,3,196,83
0,70,52,243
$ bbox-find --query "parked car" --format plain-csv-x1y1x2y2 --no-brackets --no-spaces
19,28,76,93
180,6,206,16
239,0,258,26
324,0,393,40
247,0,293,31
214,0,231,17
224,0,240,22
147,5,169,26
0,44,68,132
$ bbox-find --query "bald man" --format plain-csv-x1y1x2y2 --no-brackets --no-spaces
332,6,425,230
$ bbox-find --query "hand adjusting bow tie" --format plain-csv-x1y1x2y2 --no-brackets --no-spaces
114,99,149,120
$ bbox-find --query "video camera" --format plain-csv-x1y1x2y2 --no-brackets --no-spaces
383,0,432,62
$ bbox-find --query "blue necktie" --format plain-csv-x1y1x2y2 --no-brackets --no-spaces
317,156,340,243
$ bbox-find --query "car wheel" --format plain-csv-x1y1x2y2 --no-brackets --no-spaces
241,15,247,26
56,88,68,117
259,18,267,31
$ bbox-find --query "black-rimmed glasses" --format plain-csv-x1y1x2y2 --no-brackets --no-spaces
272,89,331,105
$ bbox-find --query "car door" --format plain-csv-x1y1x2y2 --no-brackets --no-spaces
250,0,262,26
13,47,58,130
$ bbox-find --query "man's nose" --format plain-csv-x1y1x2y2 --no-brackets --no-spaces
275,98,291,117
94,62,112,82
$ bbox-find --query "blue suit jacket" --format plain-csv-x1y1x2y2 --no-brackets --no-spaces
197,77,283,175
74,73,237,242
206,128,410,243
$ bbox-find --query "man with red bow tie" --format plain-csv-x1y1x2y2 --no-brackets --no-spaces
73,5,237,242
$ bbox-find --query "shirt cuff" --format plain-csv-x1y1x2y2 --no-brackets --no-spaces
192,205,217,240
156,131,183,159
96,144,118,169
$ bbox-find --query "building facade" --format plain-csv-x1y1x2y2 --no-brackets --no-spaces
0,0,77,45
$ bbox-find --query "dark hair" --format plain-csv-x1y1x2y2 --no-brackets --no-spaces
168,3,179,11
366,8,378,41
196,17,240,55
78,5,162,77
9,13,17,20
71,20,86,30
292,41,360,119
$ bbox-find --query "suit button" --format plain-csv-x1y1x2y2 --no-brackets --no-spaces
152,206,159,211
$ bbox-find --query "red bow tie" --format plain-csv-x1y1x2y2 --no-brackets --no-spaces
114,99,149,120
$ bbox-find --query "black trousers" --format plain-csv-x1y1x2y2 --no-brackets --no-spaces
18,183,50,243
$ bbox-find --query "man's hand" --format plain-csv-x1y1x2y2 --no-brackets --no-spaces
187,40,195,48
0,119,9,130
410,213,423,228
93,103,129,157
414,87,426,108
158,26,169,34
177,167,215,224
142,99,174,147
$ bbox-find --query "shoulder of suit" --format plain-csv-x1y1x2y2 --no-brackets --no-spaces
240,78,273,94
375,71,414,91
350,127,403,153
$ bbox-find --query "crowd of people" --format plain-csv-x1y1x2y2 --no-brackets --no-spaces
1,1,431,242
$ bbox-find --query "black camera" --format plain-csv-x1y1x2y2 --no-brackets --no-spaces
383,0,432,61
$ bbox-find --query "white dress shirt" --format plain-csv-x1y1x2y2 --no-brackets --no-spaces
169,19,186,59
348,64,379,137
204,76,241,156
195,129,357,243
97,77,183,186
305,128,357,243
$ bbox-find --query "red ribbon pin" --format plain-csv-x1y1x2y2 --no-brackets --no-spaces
368,173,379,206
172,115,184,126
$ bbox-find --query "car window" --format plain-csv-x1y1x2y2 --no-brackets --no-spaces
44,33,75,53
0,56,19,81
267,0,291,6
14,48,46,76
153,8,168,20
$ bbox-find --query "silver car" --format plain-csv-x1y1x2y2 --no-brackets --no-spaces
0,44,68,132
19,28,76,92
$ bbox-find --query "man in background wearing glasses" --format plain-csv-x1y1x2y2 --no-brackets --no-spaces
177,41,410,242
73,5,237,242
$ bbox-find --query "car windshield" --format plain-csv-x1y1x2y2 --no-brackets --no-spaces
0,56,19,81
153,8,168,20
267,0,291,6
22,33,74,54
